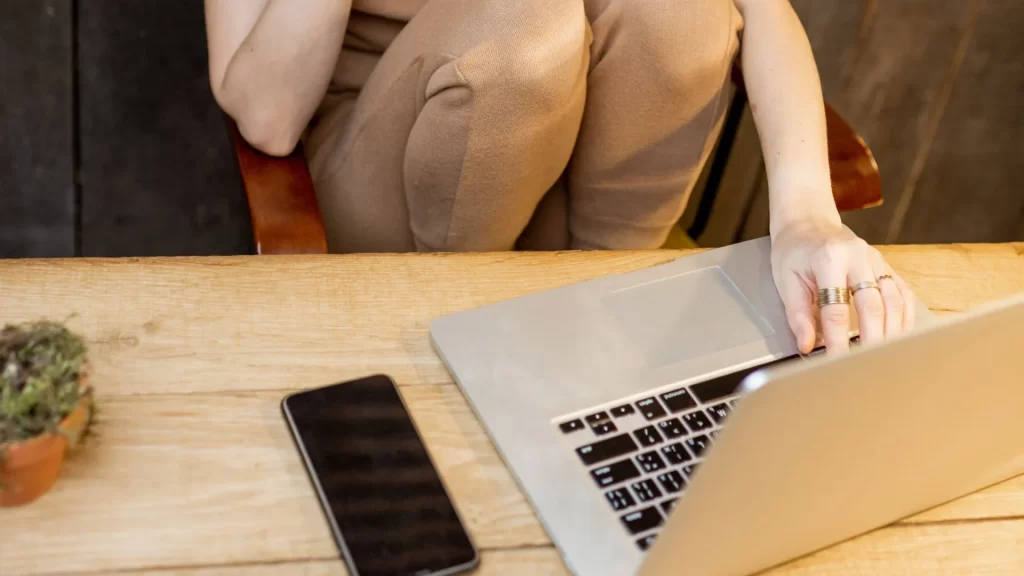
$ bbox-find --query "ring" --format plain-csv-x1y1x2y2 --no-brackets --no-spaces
850,281,880,295
877,274,895,283
817,287,851,307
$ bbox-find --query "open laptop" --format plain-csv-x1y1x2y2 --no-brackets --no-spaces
429,236,1024,575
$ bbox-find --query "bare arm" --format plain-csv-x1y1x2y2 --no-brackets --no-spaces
204,0,352,156
732,0,841,235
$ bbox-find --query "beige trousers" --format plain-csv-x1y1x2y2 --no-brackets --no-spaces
304,0,743,252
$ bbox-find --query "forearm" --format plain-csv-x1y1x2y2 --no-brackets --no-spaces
734,0,840,235
205,0,351,155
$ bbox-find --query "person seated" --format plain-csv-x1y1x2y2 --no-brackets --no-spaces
204,0,917,353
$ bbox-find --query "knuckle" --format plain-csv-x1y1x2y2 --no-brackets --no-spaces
815,241,847,266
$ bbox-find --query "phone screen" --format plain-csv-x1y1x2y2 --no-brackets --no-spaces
283,375,478,576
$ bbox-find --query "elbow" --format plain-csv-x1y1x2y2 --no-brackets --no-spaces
235,111,302,157
211,79,303,157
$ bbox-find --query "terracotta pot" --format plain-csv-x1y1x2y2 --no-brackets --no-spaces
0,388,91,507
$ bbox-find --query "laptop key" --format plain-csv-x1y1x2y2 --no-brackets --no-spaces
681,463,699,479
592,420,617,436
660,442,692,465
685,434,711,457
610,404,635,418
586,411,610,424
682,410,714,433
634,425,664,447
659,388,697,413
656,470,686,494
636,534,658,552
707,402,730,425
661,498,679,515
577,434,639,466
621,506,664,535
631,479,663,503
559,419,584,434
592,459,642,488
635,450,667,473
636,397,668,421
657,417,687,439
690,354,801,404
605,488,636,512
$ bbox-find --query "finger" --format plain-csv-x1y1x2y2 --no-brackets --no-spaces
812,256,852,354
875,271,906,337
777,274,816,354
847,260,885,346
871,250,918,333
896,275,917,331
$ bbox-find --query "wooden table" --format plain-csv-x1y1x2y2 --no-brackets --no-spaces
2,244,1023,576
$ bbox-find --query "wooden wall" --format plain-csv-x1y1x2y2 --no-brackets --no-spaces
0,0,251,259
1,1,1021,257
685,0,1024,247
0,0,75,257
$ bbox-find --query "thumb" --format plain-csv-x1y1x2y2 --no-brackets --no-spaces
778,276,816,354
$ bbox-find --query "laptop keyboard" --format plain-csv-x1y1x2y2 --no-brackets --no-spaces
557,350,828,552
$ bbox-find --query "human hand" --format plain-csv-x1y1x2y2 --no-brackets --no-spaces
770,217,917,354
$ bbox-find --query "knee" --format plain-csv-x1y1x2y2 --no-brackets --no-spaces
458,1,589,111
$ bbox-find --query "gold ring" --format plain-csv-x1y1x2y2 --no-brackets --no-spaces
817,287,851,307
851,281,880,295
877,274,895,283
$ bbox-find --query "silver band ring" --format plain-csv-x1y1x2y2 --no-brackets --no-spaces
851,281,880,295
817,287,851,307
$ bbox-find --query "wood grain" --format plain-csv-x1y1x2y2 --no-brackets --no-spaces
798,1,979,244
29,520,1024,576
1,247,1022,575
896,0,1024,244
0,389,547,575
64,549,570,576
0,246,1020,397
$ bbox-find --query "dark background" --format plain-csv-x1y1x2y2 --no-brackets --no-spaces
1,0,1021,258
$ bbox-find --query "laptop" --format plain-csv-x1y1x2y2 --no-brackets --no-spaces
429,236,1024,575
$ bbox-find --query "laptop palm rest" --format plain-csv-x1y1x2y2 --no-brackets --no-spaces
601,267,776,368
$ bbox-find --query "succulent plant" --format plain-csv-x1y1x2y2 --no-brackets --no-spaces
1,321,90,445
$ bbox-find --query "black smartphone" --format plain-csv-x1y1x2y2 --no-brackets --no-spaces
282,375,479,576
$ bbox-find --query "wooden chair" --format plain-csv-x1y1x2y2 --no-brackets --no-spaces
229,68,880,255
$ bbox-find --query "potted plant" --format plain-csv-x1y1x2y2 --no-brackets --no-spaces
0,320,93,507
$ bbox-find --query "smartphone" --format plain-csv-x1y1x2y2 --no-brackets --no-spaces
282,375,479,576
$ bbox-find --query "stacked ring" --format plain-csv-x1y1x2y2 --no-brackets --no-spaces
817,287,851,307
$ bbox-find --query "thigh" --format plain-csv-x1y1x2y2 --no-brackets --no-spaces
308,0,591,253
567,0,742,249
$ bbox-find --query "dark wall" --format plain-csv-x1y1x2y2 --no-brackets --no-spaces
688,0,1024,247
1,1,1021,257
0,0,74,257
0,0,251,258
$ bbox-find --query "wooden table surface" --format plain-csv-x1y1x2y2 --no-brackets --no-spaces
2,244,1023,576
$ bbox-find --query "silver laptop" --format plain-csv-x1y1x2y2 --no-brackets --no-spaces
429,237,1024,575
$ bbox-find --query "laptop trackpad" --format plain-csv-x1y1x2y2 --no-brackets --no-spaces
602,266,775,368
